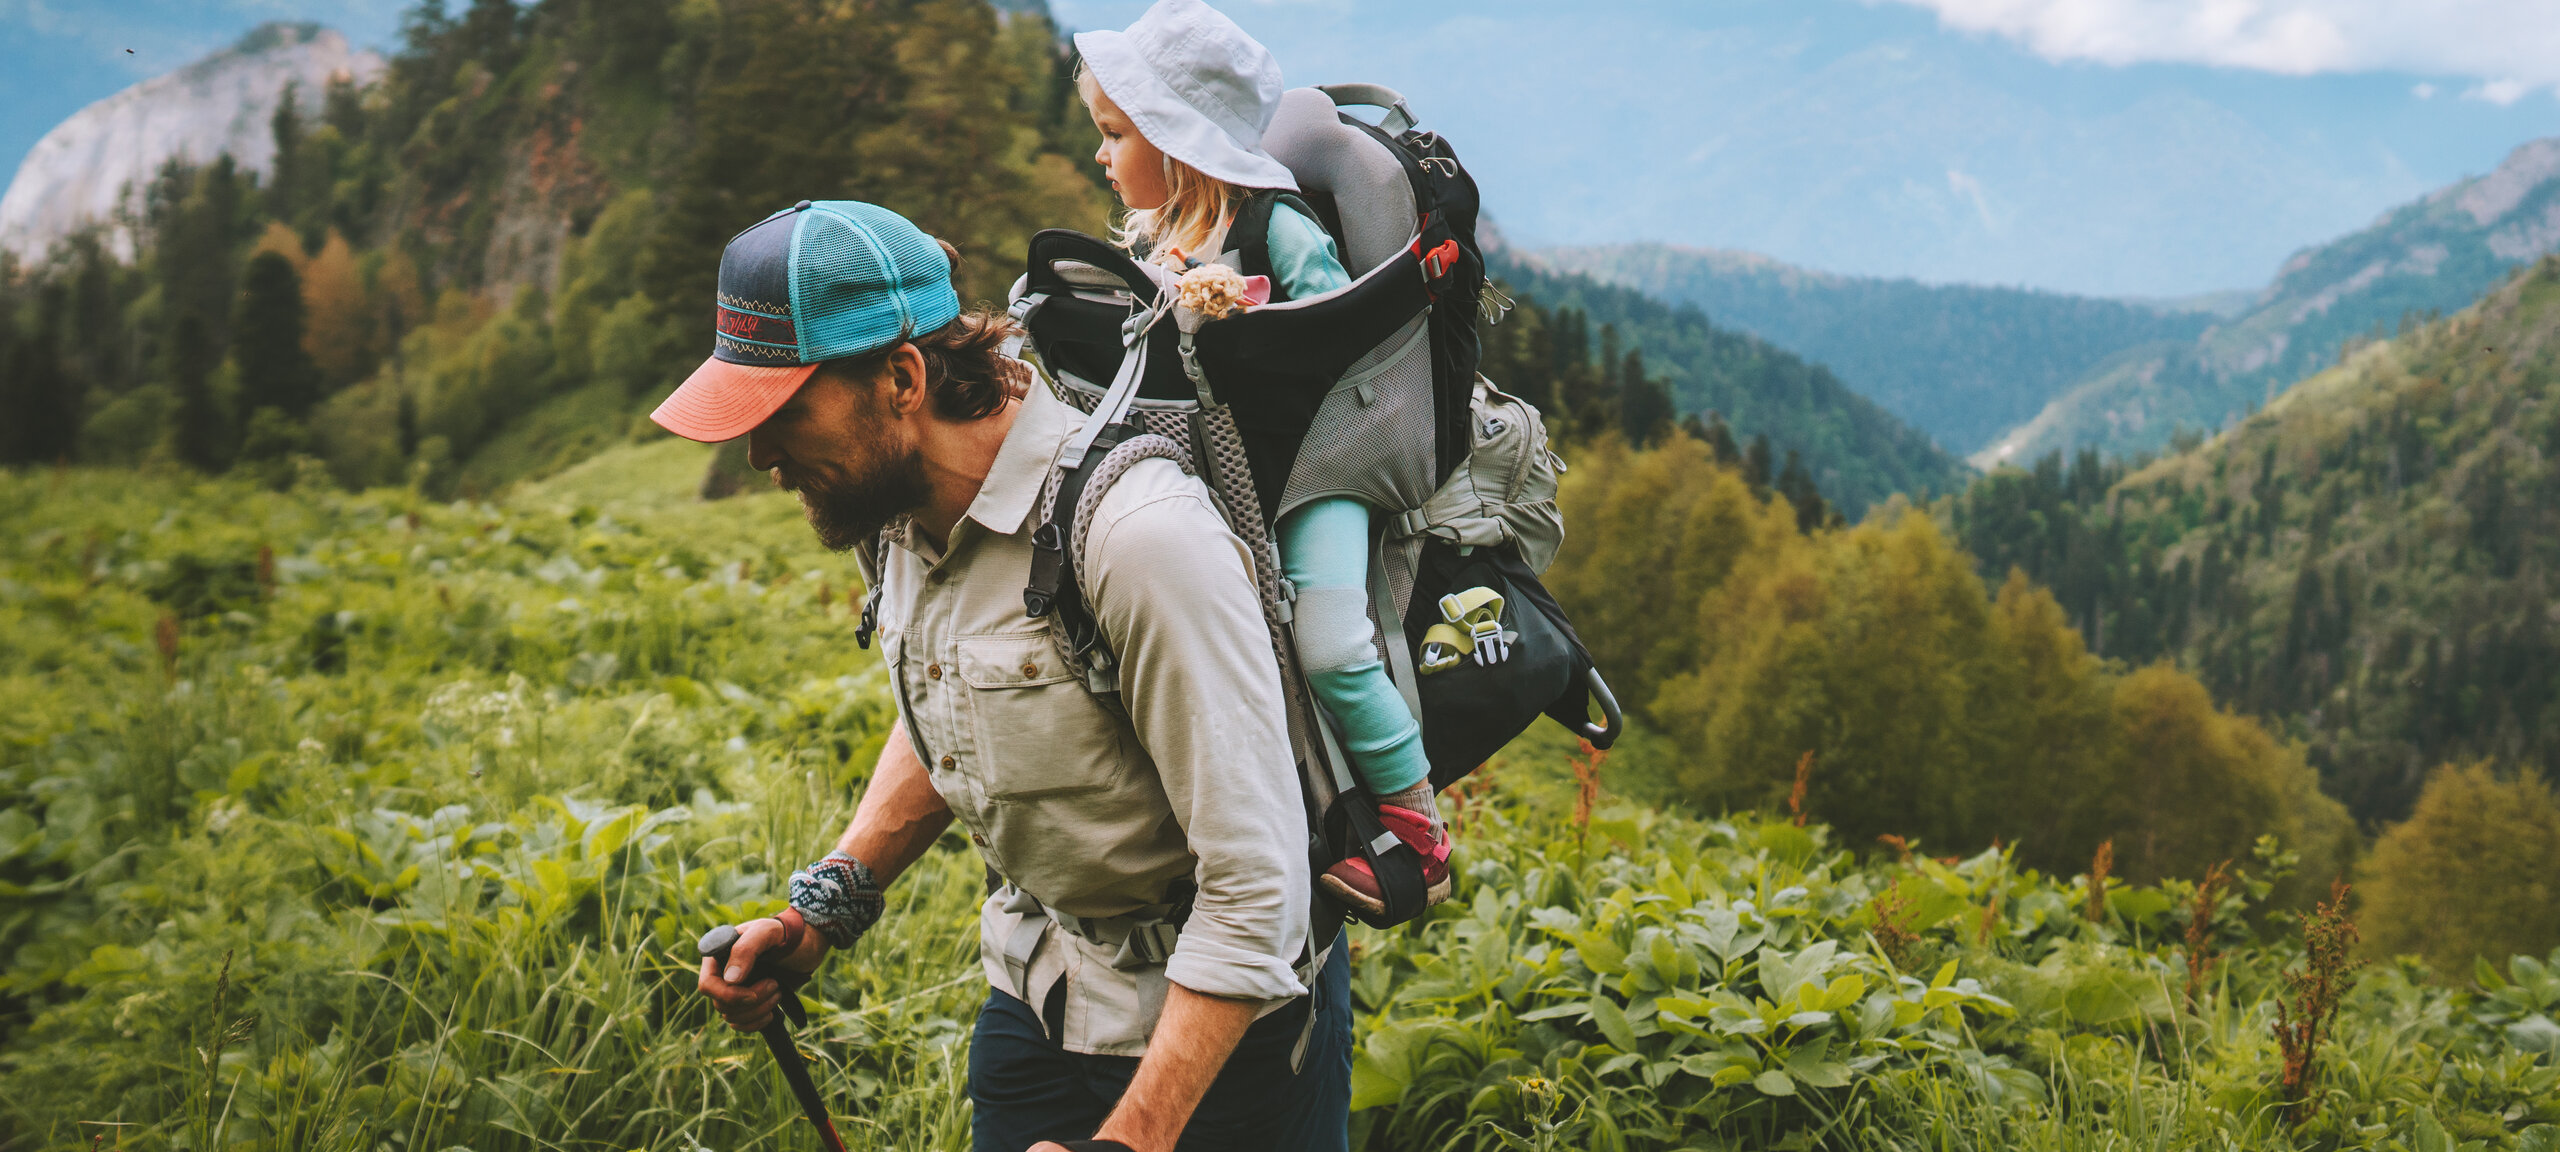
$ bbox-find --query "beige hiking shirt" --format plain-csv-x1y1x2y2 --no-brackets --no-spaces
869,380,1310,1056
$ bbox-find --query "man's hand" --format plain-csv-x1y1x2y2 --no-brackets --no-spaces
697,720,952,1031
696,916,828,1031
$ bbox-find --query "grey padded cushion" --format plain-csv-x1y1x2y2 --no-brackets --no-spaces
1260,87,1416,276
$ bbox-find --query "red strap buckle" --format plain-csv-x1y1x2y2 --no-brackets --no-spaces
1420,238,1462,280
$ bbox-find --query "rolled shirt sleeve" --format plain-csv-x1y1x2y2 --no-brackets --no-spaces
1083,462,1310,1003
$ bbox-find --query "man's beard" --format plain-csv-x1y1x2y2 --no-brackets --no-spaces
785,447,931,552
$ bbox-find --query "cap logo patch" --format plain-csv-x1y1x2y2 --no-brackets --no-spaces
716,300,798,349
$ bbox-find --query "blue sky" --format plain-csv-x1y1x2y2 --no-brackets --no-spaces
6,0,2558,296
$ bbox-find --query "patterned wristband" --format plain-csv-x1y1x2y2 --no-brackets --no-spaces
788,851,884,950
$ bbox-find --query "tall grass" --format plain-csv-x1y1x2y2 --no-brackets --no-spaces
8,444,2560,1150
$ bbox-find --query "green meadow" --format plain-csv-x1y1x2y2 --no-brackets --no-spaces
5,442,2560,1151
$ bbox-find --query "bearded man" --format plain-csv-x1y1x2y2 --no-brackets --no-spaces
662,200,1349,1152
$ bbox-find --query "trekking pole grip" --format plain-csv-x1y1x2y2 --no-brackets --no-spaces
697,916,812,1028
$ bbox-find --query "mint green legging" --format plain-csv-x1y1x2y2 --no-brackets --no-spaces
1277,497,1431,795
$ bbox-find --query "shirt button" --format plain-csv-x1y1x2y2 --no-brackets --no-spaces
1020,662,1040,677
926,663,942,679
939,755,956,771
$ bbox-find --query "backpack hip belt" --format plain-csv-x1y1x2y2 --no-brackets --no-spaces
997,883,1194,973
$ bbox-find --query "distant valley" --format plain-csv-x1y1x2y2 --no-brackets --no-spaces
1536,138,2560,473
1527,242,2221,457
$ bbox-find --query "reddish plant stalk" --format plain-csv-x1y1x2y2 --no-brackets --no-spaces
2274,879,2365,1124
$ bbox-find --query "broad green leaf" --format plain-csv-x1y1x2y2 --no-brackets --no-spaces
1348,1053,1407,1110
1650,933,1690,988
1753,1069,1798,1096
2411,1106,2451,1152
1786,1046,1853,1089
1575,931,1629,975
1758,941,1839,1002
1517,1003,1589,1022
1591,996,1640,1052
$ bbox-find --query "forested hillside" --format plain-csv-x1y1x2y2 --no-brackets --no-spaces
0,0,1109,493
1955,255,2560,826
0,3,1970,520
1532,242,2218,457
1487,254,1973,516
1980,138,2560,468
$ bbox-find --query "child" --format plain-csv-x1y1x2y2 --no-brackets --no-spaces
1074,0,1449,915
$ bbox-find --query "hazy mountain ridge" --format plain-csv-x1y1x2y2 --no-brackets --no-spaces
0,23,382,262
1486,251,1975,514
1954,254,2560,823
1526,241,2218,456
1977,137,2560,469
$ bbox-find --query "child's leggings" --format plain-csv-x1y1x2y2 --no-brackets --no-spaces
1277,497,1430,795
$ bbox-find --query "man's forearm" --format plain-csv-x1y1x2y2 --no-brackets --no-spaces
1089,982,1259,1152
834,717,952,886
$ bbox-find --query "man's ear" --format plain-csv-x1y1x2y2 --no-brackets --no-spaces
882,343,930,418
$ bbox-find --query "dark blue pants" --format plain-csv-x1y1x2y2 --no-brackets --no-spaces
967,946,1352,1152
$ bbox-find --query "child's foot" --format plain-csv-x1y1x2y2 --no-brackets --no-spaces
1321,800,1452,917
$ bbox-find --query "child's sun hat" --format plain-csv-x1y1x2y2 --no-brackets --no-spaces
1074,0,1299,192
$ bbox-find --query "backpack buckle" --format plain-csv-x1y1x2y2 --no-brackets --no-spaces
1421,239,1462,281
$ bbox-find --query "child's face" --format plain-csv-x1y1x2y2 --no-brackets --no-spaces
1086,86,1170,212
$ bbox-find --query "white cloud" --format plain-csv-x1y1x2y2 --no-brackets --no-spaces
2411,82,2436,99
2467,78,2531,105
1884,0,2560,96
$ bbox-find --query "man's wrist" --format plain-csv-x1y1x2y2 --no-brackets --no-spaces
788,850,885,950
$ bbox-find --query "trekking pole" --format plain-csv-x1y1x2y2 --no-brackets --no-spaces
698,922,850,1152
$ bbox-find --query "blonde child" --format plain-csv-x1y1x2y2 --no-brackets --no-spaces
1074,0,1449,915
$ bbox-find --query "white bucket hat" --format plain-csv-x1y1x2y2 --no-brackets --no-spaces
1074,0,1299,192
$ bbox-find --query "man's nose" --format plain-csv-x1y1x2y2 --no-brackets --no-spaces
746,429,780,475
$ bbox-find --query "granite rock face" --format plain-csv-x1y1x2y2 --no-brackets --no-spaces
0,23,383,262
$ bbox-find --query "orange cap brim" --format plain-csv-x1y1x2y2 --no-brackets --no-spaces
650,357,821,442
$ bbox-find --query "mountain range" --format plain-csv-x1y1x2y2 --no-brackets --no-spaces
1526,243,2224,457
1534,137,2560,472
1974,137,2560,469
0,23,380,263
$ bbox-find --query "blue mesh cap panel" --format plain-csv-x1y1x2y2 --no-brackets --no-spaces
792,201,962,362
711,208,805,365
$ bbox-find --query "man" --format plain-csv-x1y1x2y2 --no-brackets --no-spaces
666,198,1349,1152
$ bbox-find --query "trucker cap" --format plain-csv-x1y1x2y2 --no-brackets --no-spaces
650,200,963,443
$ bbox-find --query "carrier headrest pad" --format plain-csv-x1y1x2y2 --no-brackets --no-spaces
1262,87,1417,277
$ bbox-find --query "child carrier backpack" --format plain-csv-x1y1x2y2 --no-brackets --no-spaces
1006,85,1622,932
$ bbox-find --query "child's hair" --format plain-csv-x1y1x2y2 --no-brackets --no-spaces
1075,62,1241,267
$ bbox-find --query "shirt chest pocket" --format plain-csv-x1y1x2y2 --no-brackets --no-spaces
958,633,1132,799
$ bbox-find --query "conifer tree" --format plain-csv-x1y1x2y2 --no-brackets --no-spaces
232,251,322,420
1743,433,1773,495
1619,355,1674,448
170,311,228,472
267,83,304,224
6,287,82,465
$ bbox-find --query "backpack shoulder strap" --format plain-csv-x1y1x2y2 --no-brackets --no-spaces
853,529,888,649
1034,424,1194,692
1221,189,1324,300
